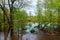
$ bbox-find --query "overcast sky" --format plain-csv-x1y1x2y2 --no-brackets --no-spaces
1,0,43,16
23,0,45,16
23,0,37,16
3,0,37,16
0,0,45,16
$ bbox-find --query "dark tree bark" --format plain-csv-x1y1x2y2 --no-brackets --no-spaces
8,0,16,40
0,0,18,40
0,22,1,40
0,4,10,40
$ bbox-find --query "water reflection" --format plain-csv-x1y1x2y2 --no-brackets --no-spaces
0,31,60,40
0,22,59,40
22,33,60,40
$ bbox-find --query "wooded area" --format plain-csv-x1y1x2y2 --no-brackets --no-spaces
0,0,60,40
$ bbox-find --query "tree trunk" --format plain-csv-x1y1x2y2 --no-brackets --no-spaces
0,22,1,40
9,1,14,40
4,31,8,40
21,34,23,40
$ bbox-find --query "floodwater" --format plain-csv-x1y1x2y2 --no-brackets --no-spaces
22,32,60,40
0,22,59,40
0,32,60,40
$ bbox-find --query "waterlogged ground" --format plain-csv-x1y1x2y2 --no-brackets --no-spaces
0,32,10,40
0,32,60,40
23,34,60,40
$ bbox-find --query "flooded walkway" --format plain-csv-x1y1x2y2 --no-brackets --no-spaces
23,33,60,40
0,32,60,40
0,32,10,40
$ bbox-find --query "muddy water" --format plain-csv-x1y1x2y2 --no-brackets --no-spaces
22,33,60,40
0,32,60,40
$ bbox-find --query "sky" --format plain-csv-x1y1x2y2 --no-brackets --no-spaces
2,0,37,16
0,0,43,16
23,0,37,16
23,0,45,16
0,0,45,16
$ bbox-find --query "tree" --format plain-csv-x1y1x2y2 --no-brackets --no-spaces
37,0,42,24
45,0,60,31
0,0,16,40
13,9,27,40
0,0,36,40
